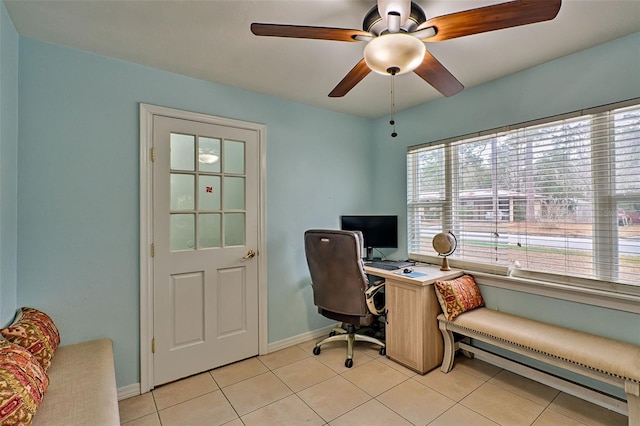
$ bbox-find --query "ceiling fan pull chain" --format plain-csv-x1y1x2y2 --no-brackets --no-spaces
389,67,398,138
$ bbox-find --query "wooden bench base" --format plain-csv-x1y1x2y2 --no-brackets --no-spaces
438,308,640,426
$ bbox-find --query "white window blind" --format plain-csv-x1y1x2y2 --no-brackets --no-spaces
407,101,640,291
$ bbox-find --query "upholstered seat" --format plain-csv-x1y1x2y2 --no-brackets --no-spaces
440,308,640,383
438,307,640,424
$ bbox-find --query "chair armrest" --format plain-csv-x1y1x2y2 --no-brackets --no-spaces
365,282,385,315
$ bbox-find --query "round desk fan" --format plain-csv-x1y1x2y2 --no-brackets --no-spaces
433,231,457,271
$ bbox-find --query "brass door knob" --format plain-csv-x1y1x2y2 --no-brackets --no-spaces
243,249,256,259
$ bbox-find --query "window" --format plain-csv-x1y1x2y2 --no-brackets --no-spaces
407,100,640,292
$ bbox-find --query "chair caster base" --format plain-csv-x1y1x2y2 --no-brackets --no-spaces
345,358,353,368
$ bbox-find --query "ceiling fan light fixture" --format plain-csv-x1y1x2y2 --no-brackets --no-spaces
198,153,219,164
364,33,425,75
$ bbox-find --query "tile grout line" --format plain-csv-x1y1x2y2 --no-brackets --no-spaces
236,354,331,424
272,354,360,424
210,370,245,423
120,345,627,426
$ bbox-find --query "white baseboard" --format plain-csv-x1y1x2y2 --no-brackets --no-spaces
118,383,141,400
118,324,337,400
266,324,337,353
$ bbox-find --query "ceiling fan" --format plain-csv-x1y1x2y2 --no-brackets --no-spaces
251,0,561,98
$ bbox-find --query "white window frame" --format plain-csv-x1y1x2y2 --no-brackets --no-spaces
407,99,640,313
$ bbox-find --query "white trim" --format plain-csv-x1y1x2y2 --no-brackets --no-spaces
471,271,640,314
139,103,268,393
117,383,141,401
407,98,640,152
257,116,268,357
412,255,510,276
119,324,336,401
267,324,338,353
411,260,640,313
139,104,154,393
407,100,640,293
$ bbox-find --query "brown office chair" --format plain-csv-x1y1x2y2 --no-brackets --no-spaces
304,229,386,368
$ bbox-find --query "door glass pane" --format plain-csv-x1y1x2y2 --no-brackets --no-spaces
199,214,221,248
225,213,245,246
224,140,245,174
171,174,195,210
223,177,245,210
198,137,221,173
171,214,195,251
171,133,195,171
199,175,221,210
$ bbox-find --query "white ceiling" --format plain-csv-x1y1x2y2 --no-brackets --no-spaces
4,0,639,118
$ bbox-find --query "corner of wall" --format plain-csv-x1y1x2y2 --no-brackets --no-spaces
0,1,20,325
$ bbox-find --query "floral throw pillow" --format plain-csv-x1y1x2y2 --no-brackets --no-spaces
0,340,49,425
0,307,61,371
434,275,485,321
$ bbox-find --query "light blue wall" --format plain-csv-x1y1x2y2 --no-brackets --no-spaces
8,22,640,390
16,37,372,387
0,2,18,326
370,33,640,346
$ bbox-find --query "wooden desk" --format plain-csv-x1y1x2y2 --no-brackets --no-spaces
364,264,463,374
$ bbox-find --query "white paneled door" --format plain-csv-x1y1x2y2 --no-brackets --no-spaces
151,115,260,386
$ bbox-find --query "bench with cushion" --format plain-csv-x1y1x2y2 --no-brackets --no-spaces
0,307,119,425
433,275,640,425
32,338,120,425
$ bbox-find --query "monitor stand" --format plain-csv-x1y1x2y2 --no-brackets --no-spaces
365,247,380,261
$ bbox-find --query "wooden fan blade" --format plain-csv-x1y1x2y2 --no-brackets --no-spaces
251,23,369,42
423,0,561,42
328,59,371,97
413,51,463,97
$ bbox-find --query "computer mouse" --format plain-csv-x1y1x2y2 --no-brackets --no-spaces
403,268,413,274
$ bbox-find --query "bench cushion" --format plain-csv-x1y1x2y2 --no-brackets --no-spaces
32,339,120,426
439,308,640,383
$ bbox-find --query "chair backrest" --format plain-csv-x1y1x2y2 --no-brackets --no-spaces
304,229,370,317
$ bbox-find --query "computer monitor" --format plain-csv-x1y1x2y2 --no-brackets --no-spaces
340,215,398,261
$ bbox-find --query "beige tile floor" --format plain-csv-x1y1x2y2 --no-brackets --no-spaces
119,339,628,426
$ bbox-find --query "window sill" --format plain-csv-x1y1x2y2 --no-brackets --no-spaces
469,271,640,314
412,254,640,313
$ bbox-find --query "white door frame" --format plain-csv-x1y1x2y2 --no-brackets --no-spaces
139,103,268,393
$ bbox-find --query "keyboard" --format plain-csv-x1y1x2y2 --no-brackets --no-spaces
366,260,415,271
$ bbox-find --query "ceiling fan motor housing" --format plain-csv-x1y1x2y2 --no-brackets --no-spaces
363,1,427,35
